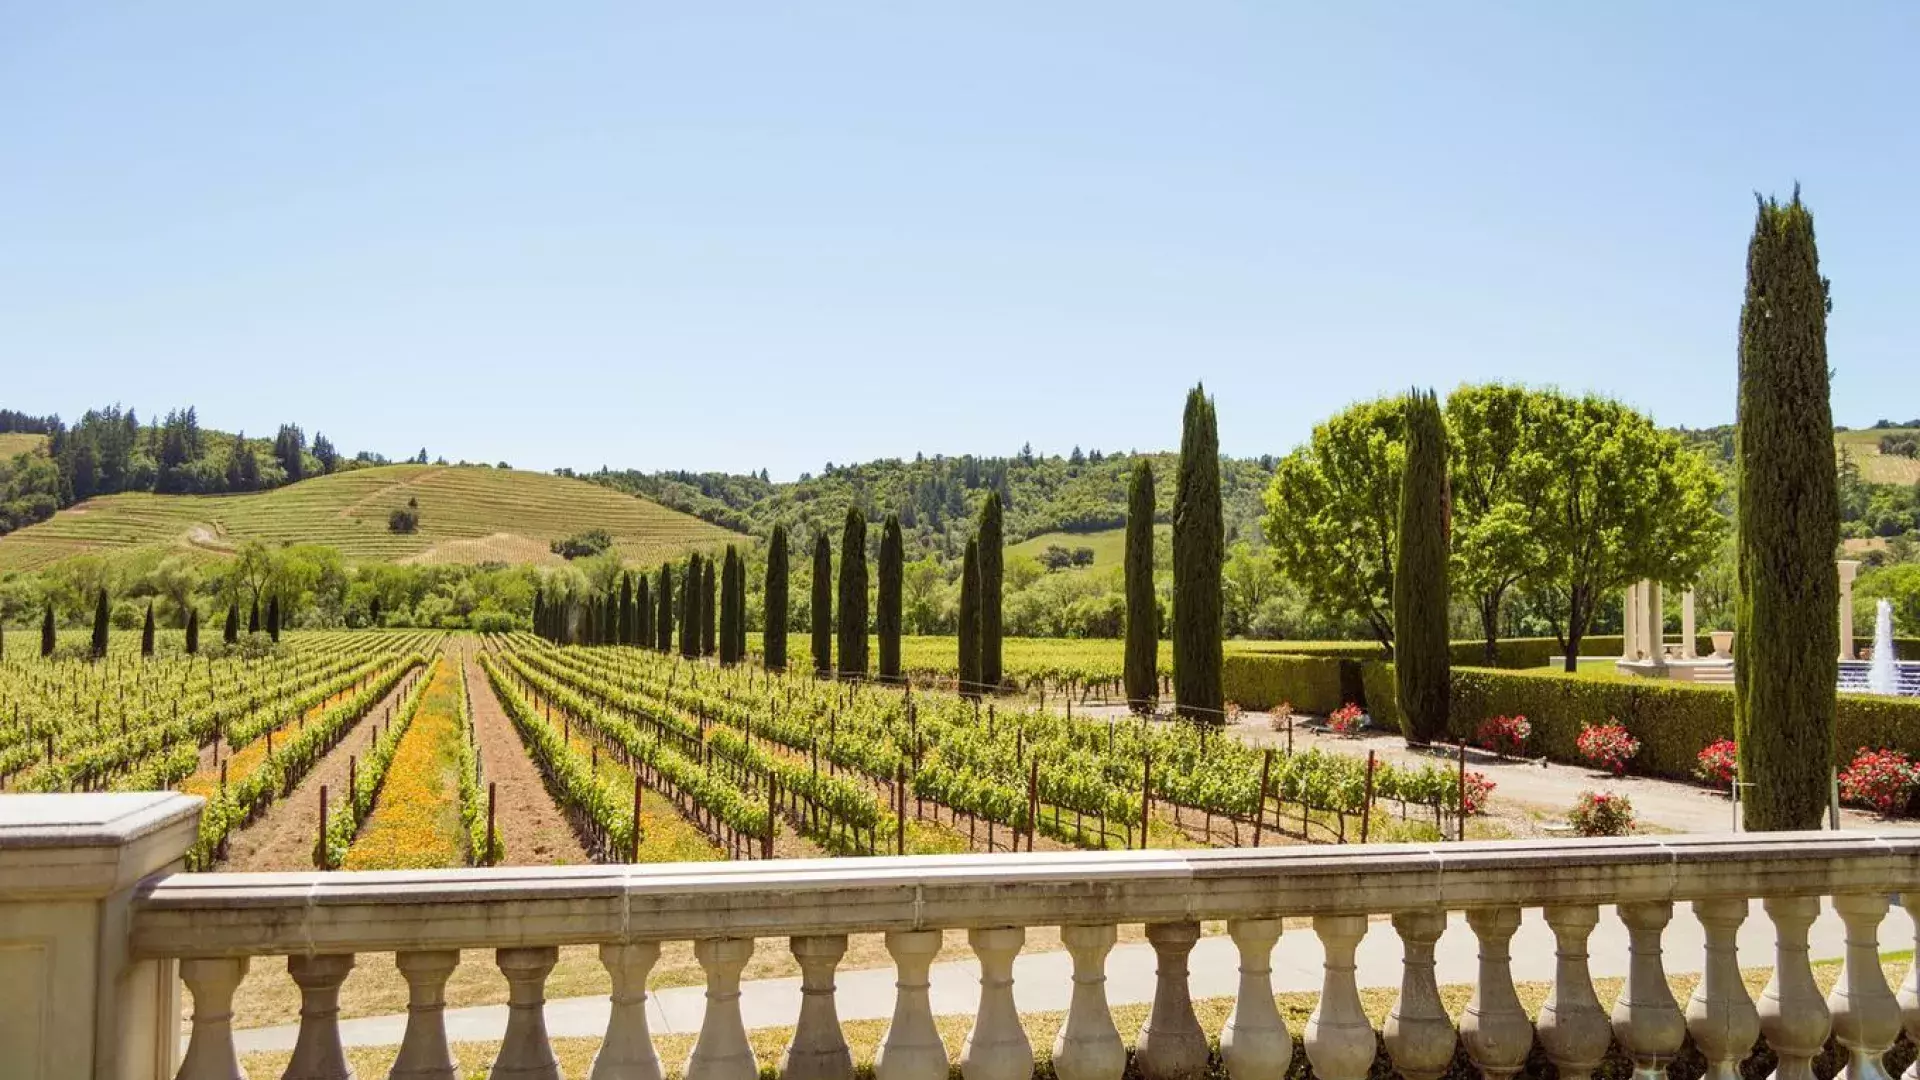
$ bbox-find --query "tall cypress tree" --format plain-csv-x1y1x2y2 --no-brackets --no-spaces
765,524,790,671
680,556,700,659
1124,459,1158,712
1172,384,1224,722
958,537,982,699
267,595,281,643
1394,389,1450,745
978,492,1004,690
41,602,55,658
731,552,748,661
837,509,869,679
637,576,651,649
719,546,740,665
185,606,200,655
533,589,546,641
248,597,260,635
656,565,674,653
1737,189,1839,831
620,574,635,645
224,602,239,645
877,513,904,681
141,602,156,657
811,533,833,675
701,558,717,656
91,588,110,657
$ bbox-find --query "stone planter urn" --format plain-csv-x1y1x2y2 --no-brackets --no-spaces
1710,631,1734,659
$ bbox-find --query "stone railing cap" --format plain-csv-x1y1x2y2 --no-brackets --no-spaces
0,792,204,900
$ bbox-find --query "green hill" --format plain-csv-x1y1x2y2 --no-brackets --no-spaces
0,463,739,571
1837,426,1920,485
0,433,46,459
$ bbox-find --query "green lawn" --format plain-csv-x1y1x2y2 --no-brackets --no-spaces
1007,525,1170,569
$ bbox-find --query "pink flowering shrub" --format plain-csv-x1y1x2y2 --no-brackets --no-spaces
1567,791,1635,837
1839,748,1920,815
1693,739,1738,786
1475,715,1532,758
1326,703,1365,737
1576,721,1641,776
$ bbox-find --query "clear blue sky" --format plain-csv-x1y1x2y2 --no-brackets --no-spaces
3,4,1915,479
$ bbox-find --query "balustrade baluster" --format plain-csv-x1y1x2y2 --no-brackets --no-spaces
591,943,663,1080
961,927,1032,1080
1054,925,1124,1080
1899,894,1920,1080
1384,911,1453,1080
782,936,854,1080
1462,907,1531,1080
1760,895,1831,1080
1611,902,1685,1080
176,956,249,1080
1686,900,1757,1080
1537,906,1610,1080
391,951,460,1080
492,946,561,1080
1304,915,1374,1080
685,938,758,1080
1221,919,1290,1080
1830,893,1901,1080
1137,921,1208,1080
284,954,356,1080
876,930,948,1080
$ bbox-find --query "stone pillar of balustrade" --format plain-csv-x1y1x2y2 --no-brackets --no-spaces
1829,893,1902,1080
1221,919,1291,1080
592,942,662,1080
1054,925,1124,1080
1462,907,1532,1080
496,946,563,1080
393,950,462,1080
1538,906,1610,1080
686,938,759,1080
1303,915,1375,1080
1761,895,1832,1080
1612,901,1685,1080
876,930,948,1080
961,927,1032,1080
0,791,202,1080
1685,900,1757,1080
1136,921,1209,1080
782,935,854,1080
1383,911,1453,1080
284,953,357,1080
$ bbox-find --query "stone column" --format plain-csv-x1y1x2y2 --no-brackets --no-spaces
1645,582,1665,662
1680,589,1698,660
1622,585,1641,660
1840,559,1861,660
0,791,202,1080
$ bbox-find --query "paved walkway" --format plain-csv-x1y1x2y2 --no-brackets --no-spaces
234,897,1915,1053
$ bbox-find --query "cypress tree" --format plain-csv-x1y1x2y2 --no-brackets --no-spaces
533,589,545,641
958,537,982,699
1124,459,1158,713
186,606,200,655
1172,384,1224,722
1394,388,1450,744
41,602,55,658
620,574,635,645
765,524,790,670
248,597,260,635
701,558,717,656
1736,189,1839,831
224,602,239,645
90,588,108,657
719,546,740,665
370,596,382,627
680,556,700,658
877,513,904,681
811,533,833,675
637,577,651,648
731,551,748,661
267,595,281,643
978,491,1004,690
142,602,156,657
837,509,869,679
656,565,674,653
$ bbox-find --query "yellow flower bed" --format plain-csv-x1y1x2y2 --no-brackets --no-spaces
343,661,466,870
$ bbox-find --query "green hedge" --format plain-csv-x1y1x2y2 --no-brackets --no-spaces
1227,634,1724,670
1224,652,1920,782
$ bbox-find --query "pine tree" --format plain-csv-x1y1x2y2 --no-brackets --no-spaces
877,513,904,681
90,588,108,657
978,491,1004,690
185,607,200,655
680,556,700,659
141,602,156,657
958,537,982,698
620,574,635,645
224,602,239,645
1172,384,1224,721
765,524,790,671
811,533,833,675
1394,389,1450,744
267,595,281,643
248,597,260,635
836,509,869,679
1737,190,1839,831
41,602,55,658
701,558,717,656
719,546,740,665
656,566,674,653
1124,459,1158,712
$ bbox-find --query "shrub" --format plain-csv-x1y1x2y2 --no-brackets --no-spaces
388,506,420,534
1475,715,1531,758
550,529,614,559
1694,739,1738,786
1450,771,1496,817
1326,703,1365,737
1838,748,1919,815
1576,721,1641,776
1268,702,1294,731
1567,791,1635,837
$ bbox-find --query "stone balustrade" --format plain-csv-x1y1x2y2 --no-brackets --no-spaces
9,794,1920,1080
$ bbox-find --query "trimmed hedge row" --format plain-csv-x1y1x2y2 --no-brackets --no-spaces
1227,635,1729,670
1224,651,1920,782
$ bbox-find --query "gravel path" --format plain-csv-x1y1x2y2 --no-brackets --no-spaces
462,644,592,865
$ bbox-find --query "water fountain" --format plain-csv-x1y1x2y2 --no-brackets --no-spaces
1868,598,1901,695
